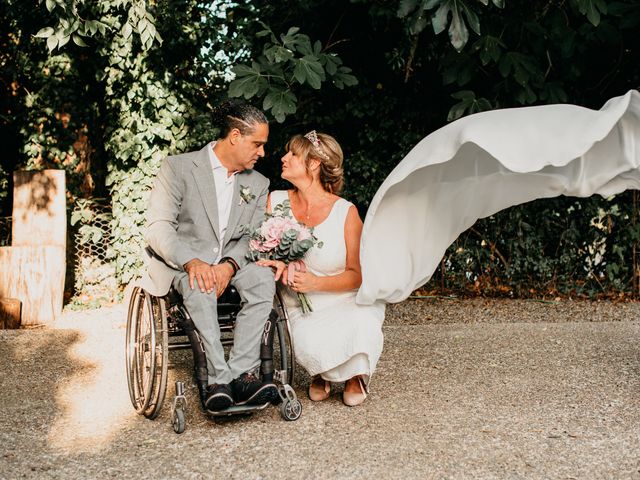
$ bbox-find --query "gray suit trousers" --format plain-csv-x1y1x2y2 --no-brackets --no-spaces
172,263,275,385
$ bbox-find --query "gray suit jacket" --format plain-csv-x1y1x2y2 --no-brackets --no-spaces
140,143,269,297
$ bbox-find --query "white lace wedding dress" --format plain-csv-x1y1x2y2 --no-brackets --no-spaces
357,90,640,305
271,190,385,386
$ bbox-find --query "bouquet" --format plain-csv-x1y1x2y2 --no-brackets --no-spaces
246,200,322,313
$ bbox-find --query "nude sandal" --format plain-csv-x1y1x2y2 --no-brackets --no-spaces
342,376,368,407
308,376,331,401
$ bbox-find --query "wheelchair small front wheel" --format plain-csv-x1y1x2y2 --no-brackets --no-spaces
280,398,302,421
172,407,186,434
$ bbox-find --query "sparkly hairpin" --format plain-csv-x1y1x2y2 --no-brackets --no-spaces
304,130,330,160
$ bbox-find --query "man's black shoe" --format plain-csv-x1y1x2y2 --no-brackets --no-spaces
204,383,233,411
231,372,279,406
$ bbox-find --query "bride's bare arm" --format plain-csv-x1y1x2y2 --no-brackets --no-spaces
290,205,363,293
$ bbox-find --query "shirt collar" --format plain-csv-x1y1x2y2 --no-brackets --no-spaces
208,142,238,178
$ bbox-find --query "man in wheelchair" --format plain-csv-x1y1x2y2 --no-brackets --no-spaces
140,100,278,412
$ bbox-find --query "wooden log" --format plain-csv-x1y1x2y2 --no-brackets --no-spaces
12,170,66,249
0,298,21,329
0,246,65,326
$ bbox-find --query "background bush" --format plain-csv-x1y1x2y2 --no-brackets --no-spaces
1,0,639,300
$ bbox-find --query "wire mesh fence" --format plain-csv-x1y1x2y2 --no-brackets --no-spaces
71,199,119,307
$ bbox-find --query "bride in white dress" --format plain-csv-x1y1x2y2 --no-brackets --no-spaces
257,131,384,406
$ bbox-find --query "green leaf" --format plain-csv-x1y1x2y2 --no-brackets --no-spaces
285,26,300,36
424,0,443,9
448,3,469,51
34,27,55,38
293,35,313,56
45,0,56,12
264,45,294,63
335,67,358,87
265,90,297,123
46,35,58,51
411,14,428,34
575,0,607,26
472,35,505,65
92,229,104,243
72,33,87,47
293,56,324,89
323,55,339,75
228,65,266,99
432,2,450,34
398,0,419,17
447,90,492,121
122,22,133,39
462,4,481,35
70,211,82,226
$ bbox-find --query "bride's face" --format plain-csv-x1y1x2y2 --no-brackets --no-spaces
281,150,310,183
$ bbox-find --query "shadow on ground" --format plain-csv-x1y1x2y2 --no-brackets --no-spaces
1,299,640,479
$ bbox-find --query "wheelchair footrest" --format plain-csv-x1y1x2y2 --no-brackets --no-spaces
205,402,271,417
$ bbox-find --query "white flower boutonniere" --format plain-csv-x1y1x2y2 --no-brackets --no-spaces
239,185,256,205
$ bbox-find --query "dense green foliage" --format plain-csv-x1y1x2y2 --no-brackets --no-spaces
1,0,639,299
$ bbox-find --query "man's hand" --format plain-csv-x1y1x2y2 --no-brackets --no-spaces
256,259,288,283
212,262,234,297
184,258,217,294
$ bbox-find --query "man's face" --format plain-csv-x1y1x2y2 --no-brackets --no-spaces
233,123,269,172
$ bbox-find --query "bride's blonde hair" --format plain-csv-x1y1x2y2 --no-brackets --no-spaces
286,131,344,194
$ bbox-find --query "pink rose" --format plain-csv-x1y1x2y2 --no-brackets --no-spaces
297,226,312,241
250,238,270,253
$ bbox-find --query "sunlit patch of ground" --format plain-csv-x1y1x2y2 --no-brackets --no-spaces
47,305,135,454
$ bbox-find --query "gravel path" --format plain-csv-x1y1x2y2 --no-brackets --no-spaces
1,298,639,479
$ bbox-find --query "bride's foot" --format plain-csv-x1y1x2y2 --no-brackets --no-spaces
342,376,368,407
308,375,330,401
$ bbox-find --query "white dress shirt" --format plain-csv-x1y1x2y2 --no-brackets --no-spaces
208,143,237,263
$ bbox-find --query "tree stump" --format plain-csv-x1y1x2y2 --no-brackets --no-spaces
0,246,65,326
0,170,67,326
0,298,21,329
12,170,66,248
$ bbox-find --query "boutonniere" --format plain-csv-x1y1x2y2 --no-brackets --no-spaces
239,185,255,205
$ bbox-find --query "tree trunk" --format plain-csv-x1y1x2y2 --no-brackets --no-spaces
0,246,65,326
12,170,66,249
0,170,67,326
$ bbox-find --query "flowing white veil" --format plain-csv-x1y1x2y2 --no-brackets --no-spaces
357,90,640,305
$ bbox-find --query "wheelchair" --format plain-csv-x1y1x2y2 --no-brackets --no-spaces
125,282,302,433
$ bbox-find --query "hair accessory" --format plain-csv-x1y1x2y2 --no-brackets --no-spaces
304,130,330,160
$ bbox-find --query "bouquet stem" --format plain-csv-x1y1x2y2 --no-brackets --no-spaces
297,292,313,314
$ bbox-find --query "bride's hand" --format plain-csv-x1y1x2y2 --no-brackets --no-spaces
256,259,287,282
290,270,318,293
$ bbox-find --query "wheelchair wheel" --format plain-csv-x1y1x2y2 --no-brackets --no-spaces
125,286,169,419
273,294,296,386
172,407,186,434
280,397,302,421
